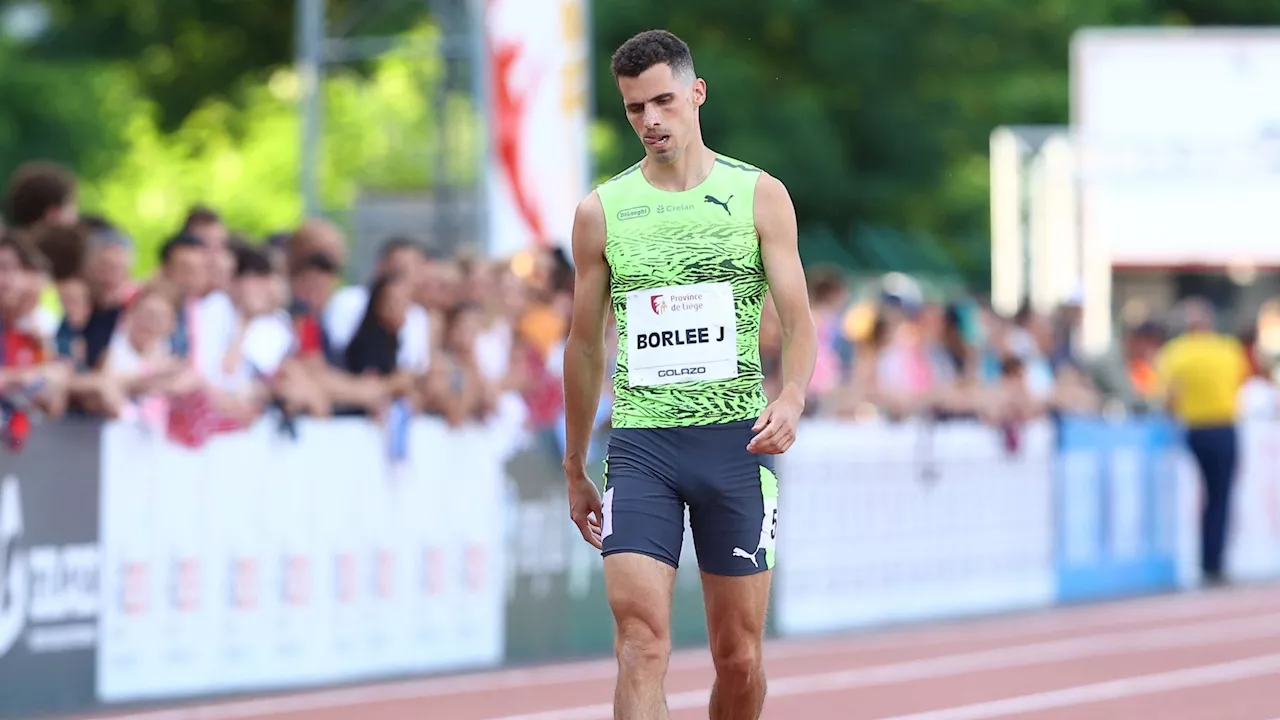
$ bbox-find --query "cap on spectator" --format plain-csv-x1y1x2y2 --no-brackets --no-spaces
878,272,923,315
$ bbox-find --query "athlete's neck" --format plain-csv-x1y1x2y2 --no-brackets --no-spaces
640,144,716,192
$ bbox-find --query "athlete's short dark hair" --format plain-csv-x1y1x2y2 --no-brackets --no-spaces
611,30,695,81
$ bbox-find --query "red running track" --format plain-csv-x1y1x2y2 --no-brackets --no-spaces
83,583,1280,720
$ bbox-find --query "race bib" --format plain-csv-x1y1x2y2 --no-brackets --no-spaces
625,282,738,387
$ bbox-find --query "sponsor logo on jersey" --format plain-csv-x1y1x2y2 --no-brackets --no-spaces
617,206,650,221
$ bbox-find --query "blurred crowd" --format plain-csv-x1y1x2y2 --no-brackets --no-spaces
1,159,1274,451
778,268,1102,425
0,161,575,448
788,269,1280,426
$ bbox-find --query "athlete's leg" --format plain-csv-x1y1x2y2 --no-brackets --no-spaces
701,570,771,720
600,427,687,720
683,419,779,720
605,553,677,720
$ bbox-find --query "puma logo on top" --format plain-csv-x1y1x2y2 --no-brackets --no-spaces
704,194,733,215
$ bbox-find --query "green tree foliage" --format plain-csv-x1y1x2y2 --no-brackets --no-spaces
11,0,421,130
73,25,477,275
8,0,1280,281
592,0,1164,274
0,45,139,180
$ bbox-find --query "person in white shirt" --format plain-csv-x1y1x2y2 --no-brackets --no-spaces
102,284,203,403
222,245,334,419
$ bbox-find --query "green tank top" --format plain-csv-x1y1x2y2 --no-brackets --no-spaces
597,154,769,429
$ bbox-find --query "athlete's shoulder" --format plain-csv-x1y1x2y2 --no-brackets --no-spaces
713,153,764,175
752,170,793,209
573,190,606,229
752,171,796,239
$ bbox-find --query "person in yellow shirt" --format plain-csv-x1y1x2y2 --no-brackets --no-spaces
1155,297,1249,586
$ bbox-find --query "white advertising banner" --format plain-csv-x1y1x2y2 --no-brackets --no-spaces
484,0,591,256
775,420,1056,636
1072,29,1280,266
1177,420,1280,586
95,418,509,702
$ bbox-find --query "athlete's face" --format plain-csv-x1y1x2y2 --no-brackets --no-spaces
618,63,705,164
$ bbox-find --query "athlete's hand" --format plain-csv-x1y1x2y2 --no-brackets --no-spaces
748,389,804,455
565,467,605,549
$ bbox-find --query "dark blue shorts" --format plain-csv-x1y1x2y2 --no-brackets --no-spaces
600,419,779,577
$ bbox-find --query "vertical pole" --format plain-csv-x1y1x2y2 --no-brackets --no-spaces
1041,134,1080,307
297,0,326,219
470,0,491,254
428,0,454,251
989,127,1024,317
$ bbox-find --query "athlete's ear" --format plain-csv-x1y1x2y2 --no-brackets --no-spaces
691,78,707,107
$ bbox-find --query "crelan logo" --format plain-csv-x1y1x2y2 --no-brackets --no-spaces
617,206,650,221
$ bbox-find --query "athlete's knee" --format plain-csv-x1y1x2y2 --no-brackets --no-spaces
709,631,764,685
615,613,671,677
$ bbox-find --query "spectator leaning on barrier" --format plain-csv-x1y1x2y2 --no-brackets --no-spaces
341,271,419,421
35,222,128,416
280,225,387,419
155,233,208,360
288,251,341,365
101,282,198,405
324,236,432,377
72,216,138,370
1155,297,1249,587
0,231,71,427
218,245,293,412
422,301,489,427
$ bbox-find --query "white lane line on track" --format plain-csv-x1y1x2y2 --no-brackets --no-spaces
83,587,1280,720
483,608,1280,720
871,652,1280,720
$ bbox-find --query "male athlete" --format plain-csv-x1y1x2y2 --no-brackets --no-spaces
562,29,817,720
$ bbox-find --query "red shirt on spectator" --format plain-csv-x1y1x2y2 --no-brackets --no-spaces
294,314,324,358
2,328,45,368
517,342,562,429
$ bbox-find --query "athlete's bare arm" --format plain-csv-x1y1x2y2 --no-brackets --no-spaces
748,172,817,455
562,190,610,547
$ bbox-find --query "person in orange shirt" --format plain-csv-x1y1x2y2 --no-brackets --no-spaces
1126,321,1165,401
